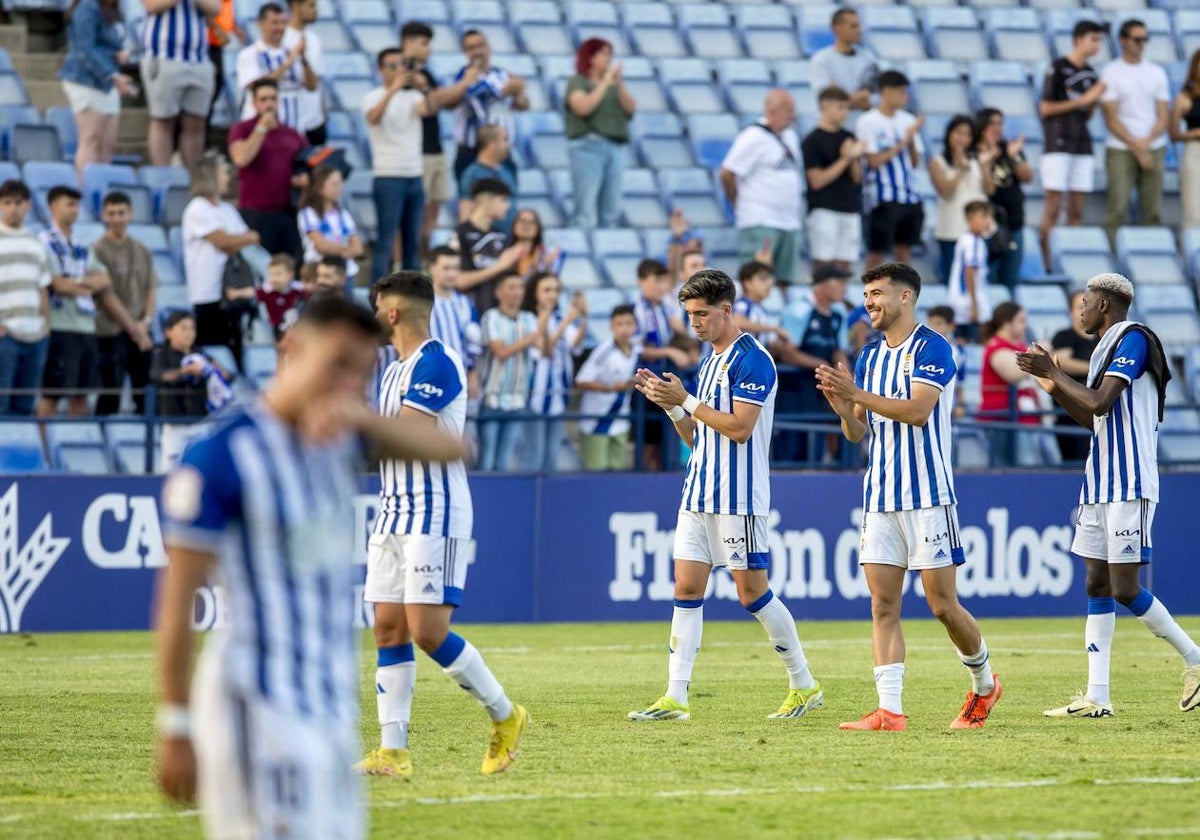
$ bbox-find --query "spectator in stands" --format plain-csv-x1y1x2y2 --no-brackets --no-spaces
458,125,518,234
633,258,689,472
182,155,260,370
1172,51,1200,230
1038,20,1107,267
364,47,433,283
720,90,802,284
61,0,136,179
142,0,220,168
402,20,451,256
0,181,51,416
926,304,965,417
663,231,706,329
803,85,864,275
235,3,316,131
93,191,155,415
779,264,849,464
478,272,539,471
204,0,244,147
284,0,325,145
565,37,636,230
1100,19,1171,245
297,166,362,295
457,178,528,315
228,78,308,261
810,8,878,122
947,201,995,343
427,245,481,398
576,304,639,472
975,108,1033,291
38,186,110,419
732,260,780,346
1049,289,1099,462
979,302,1050,466
857,71,926,270
314,255,347,295
931,115,996,282
510,208,561,279
525,273,586,471
447,30,529,183
255,253,304,340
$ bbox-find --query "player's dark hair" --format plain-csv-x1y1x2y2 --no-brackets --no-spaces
400,21,433,41
679,269,737,306
637,258,668,280
611,303,635,320
940,114,976,166
257,2,284,19
982,301,1023,342
738,260,771,283
249,77,279,96
1118,19,1146,40
376,47,402,68
927,305,956,325
964,200,993,217
164,310,194,331
427,244,459,265
862,262,922,298
817,85,850,105
374,270,434,307
0,180,31,201
830,8,857,27
48,185,82,204
470,177,511,199
102,190,130,208
877,70,909,90
1073,20,1108,41
296,294,383,339
319,255,347,273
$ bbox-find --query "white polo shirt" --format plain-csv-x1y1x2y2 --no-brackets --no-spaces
1099,58,1170,152
361,86,425,178
720,120,802,231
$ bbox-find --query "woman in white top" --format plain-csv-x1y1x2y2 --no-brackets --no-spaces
297,166,363,294
523,272,586,471
181,155,260,370
929,114,995,282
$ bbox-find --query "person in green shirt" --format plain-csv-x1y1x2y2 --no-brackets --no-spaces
565,37,636,229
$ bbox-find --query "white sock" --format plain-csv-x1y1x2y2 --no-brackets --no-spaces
1085,599,1115,705
375,645,416,750
667,599,704,704
433,633,513,723
1131,590,1200,667
957,641,995,697
874,663,905,715
749,592,816,690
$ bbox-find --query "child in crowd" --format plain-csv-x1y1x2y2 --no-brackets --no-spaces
927,304,966,417
576,304,640,471
525,272,586,471
478,272,540,471
255,254,306,340
947,200,995,343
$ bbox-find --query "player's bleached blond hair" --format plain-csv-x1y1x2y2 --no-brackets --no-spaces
1086,272,1134,305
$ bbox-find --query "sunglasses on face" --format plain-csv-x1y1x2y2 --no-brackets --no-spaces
1126,36,1149,44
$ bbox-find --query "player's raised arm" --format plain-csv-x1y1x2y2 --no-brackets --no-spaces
1017,341,1133,426
816,361,868,443
636,368,763,445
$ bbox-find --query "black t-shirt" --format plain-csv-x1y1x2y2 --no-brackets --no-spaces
1041,57,1099,156
150,346,208,418
801,127,861,214
420,69,442,155
1051,327,1099,385
988,139,1026,231
458,220,508,314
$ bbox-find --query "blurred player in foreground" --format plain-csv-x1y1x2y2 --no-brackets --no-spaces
628,269,824,722
154,296,465,839
816,262,1001,731
358,271,528,779
1017,273,1200,717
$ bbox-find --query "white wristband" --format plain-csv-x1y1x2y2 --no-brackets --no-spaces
156,704,191,738
665,405,685,422
682,394,701,415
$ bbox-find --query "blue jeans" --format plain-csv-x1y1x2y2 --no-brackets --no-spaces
568,134,625,229
372,176,425,283
992,230,1023,290
0,335,48,415
525,416,566,472
478,406,527,472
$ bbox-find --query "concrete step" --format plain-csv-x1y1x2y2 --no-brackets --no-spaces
24,78,67,110
10,52,62,80
0,24,28,53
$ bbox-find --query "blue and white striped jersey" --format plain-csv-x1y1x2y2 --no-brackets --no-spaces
374,339,473,539
681,333,777,516
368,344,400,411
855,108,924,208
452,65,516,148
431,292,481,371
161,404,363,721
529,312,581,417
1081,323,1160,504
237,41,306,128
576,338,640,437
855,326,958,512
733,295,778,345
298,206,360,278
947,232,992,325
142,0,207,63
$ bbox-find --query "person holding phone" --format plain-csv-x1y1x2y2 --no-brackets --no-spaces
443,29,528,183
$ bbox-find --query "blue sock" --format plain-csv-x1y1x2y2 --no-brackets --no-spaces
428,632,466,668
1128,588,1154,617
378,643,415,667
1088,597,1116,615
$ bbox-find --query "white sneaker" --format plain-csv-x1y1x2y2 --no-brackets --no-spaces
1044,693,1114,718
1181,665,1200,712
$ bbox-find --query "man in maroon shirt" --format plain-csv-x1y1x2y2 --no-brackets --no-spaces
227,78,309,263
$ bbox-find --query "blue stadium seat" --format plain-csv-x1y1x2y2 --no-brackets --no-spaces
0,161,19,183
989,29,1050,64
914,79,970,116
620,171,669,227
22,160,80,192
1115,226,1177,261
517,168,550,198
565,0,618,27
583,287,629,316
716,58,773,87
726,83,772,118
1138,284,1196,314
678,4,742,59
621,2,673,28
1115,227,1185,286
11,124,62,166
82,163,138,214
774,61,812,90
865,30,928,63
327,77,375,110
659,57,712,84
0,423,46,472
309,20,353,51
154,254,184,287
521,197,565,228
862,6,918,33
508,0,558,25
1015,284,1067,313
339,0,391,24
685,113,739,142
628,24,687,59
45,422,109,472
693,226,739,258
558,255,603,290
591,228,643,257
0,72,30,106
796,5,838,56
454,0,504,24
974,83,1036,118
0,46,10,71
528,135,569,169
69,221,103,248
44,107,78,159
400,0,448,22
667,83,727,114
924,8,988,63
1152,312,1200,355
352,23,397,54
734,6,799,61
159,185,191,228
324,51,373,79
658,169,726,227
128,224,169,255
0,104,39,158
622,79,667,112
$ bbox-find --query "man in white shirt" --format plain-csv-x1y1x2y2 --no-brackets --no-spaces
283,0,326,145
235,2,317,131
719,90,802,284
809,8,878,125
1099,19,1170,244
363,47,434,283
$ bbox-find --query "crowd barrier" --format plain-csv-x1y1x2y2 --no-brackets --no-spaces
3,472,1197,634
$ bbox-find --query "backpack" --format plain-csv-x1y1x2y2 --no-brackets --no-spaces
220,253,258,316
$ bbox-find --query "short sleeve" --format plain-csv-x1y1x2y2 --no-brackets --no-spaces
1104,330,1148,382
856,113,881,152
1100,65,1118,102
341,209,358,237
576,345,605,383
908,114,925,155
729,346,777,405
361,87,383,115
39,236,62,276
1040,64,1060,102
86,247,108,275
721,129,759,177
184,200,223,240
459,165,480,200
161,436,241,551
235,46,260,90
912,335,957,390
854,346,868,388
732,298,751,317
1154,66,1170,101
809,52,833,98
403,349,464,414
298,207,319,235
959,234,986,269
481,308,500,342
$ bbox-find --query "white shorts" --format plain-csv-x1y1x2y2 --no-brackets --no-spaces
860,505,965,570
673,509,769,571
1071,500,1155,564
1039,152,1095,194
364,532,475,606
62,80,120,115
192,650,363,840
806,208,862,263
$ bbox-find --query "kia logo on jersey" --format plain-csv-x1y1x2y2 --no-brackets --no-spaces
1113,356,1137,367
741,383,766,392
411,382,444,398
918,363,945,375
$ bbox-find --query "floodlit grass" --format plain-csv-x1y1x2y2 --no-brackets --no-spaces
2,617,1199,839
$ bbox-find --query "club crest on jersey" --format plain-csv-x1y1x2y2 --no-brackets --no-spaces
903,354,912,375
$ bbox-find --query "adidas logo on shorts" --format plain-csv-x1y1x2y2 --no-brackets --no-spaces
423,582,437,594
934,549,948,559
1122,544,1137,556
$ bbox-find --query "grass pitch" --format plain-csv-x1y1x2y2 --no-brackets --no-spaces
2,617,1199,840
